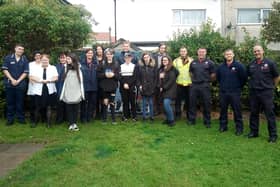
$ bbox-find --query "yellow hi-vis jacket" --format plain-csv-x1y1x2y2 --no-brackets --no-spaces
173,56,193,86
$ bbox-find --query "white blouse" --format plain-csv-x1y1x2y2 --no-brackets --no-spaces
29,65,58,96
27,61,41,95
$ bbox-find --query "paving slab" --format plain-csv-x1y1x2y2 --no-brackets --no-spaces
0,143,44,178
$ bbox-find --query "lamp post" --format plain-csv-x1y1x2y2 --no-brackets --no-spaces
113,0,134,43
114,0,117,43
109,26,112,45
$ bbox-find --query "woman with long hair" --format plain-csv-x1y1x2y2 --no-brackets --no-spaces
137,52,157,122
80,48,98,123
95,45,105,120
60,53,85,131
159,55,179,126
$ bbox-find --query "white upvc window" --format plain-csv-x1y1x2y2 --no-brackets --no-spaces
237,8,272,24
173,9,206,26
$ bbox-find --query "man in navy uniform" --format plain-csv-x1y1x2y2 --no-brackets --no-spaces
247,45,280,143
2,43,29,125
188,47,215,128
216,49,247,136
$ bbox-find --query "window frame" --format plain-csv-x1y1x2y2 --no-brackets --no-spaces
172,9,206,26
237,8,272,25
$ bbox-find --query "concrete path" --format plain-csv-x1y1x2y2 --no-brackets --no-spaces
0,144,44,178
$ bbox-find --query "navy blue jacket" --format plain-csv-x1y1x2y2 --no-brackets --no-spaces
247,58,279,90
216,60,247,93
55,63,66,97
2,54,29,89
80,58,98,92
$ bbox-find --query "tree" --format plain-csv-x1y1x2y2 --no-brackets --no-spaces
262,2,280,42
0,1,92,59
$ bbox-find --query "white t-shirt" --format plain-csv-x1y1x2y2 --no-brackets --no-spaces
29,65,58,96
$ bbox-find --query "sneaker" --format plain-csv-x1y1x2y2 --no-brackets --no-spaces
112,121,117,125
72,124,79,131
268,136,277,143
68,124,74,130
167,120,175,127
132,118,137,122
122,117,128,122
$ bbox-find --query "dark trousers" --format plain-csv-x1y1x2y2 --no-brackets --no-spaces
80,91,97,122
66,103,79,125
33,92,56,126
95,88,103,119
189,85,211,125
219,92,243,131
56,100,66,123
29,95,36,123
6,87,25,122
175,85,190,120
30,95,47,123
121,88,136,119
154,88,162,115
249,89,277,138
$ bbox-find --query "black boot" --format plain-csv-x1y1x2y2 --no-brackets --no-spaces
102,104,108,123
46,106,52,128
31,108,39,128
110,103,116,124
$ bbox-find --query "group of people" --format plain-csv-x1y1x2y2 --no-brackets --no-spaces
2,41,279,143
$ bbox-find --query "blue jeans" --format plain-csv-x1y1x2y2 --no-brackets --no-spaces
6,87,25,122
142,96,153,119
163,98,174,122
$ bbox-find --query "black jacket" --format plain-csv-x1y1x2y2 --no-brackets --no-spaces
137,62,158,96
247,58,279,90
159,66,179,99
97,61,119,93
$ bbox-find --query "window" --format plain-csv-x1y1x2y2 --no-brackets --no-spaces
237,9,272,24
173,9,206,26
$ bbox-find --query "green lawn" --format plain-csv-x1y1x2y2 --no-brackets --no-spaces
0,118,279,187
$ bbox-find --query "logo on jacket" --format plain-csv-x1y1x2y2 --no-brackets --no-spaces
261,63,269,71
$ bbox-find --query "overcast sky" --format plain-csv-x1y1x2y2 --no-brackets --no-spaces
68,0,127,33
67,0,184,42
67,0,163,41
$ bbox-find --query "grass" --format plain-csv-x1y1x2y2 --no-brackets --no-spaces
0,118,279,187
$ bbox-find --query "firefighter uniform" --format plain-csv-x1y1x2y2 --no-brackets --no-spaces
247,58,279,140
189,59,215,127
